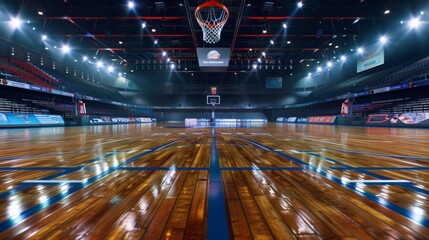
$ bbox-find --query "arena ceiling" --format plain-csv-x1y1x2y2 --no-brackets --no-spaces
2,0,428,75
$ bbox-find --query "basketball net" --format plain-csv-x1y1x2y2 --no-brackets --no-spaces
195,0,229,44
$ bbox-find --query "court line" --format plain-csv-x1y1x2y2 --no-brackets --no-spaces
0,149,95,161
344,180,412,184
238,137,429,228
207,127,231,240
307,153,429,196
325,147,429,160
21,180,87,184
0,138,189,233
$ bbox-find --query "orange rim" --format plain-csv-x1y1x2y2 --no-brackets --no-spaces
195,0,229,28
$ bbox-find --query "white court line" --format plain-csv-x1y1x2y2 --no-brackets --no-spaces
178,133,186,135
192,133,203,135
250,133,271,136
222,133,232,135
152,133,171,136
344,180,411,184
22,180,87,184
236,133,244,135
301,138,342,146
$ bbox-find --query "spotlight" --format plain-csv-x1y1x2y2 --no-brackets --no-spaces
96,61,103,68
108,66,114,73
258,58,262,63
308,72,312,77
341,55,347,61
83,56,88,62
384,10,390,15
262,29,267,34
61,45,70,54
408,17,422,29
142,22,146,29
287,41,291,44
167,58,170,63
170,63,175,69
357,47,364,54
297,1,303,8
327,61,333,68
317,67,322,72
379,35,388,44
252,64,257,69
154,39,158,44
283,23,287,29
41,35,47,41
162,51,167,57
128,1,135,9
9,17,23,29
270,40,274,45
262,52,266,57
38,11,44,16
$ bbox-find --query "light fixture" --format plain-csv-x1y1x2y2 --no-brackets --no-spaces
253,64,257,69
119,41,123,45
162,51,167,57
341,55,347,61
108,66,114,73
9,17,23,29
379,35,388,44
270,40,274,45
262,29,267,34
297,1,303,8
262,52,266,57
151,28,156,33
317,67,322,72
83,56,88,62
327,61,333,68
167,58,170,63
61,45,70,54
384,10,390,15
128,1,135,9
154,39,158,44
408,17,422,29
142,22,146,28
96,61,103,68
357,47,364,54
41,35,47,41
38,11,44,16
258,58,262,63
283,23,287,29
287,41,291,44
170,63,175,69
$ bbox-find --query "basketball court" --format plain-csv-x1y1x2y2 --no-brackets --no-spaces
1,0,429,239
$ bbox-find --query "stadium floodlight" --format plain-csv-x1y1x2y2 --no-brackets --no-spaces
252,64,257,69
107,66,114,73
283,23,287,29
308,72,312,77
128,1,135,9
379,35,388,45
9,17,23,29
408,17,422,29
341,55,347,61
357,47,364,54
162,51,167,57
317,67,322,72
327,61,333,68
384,10,390,15
154,39,158,44
270,40,274,45
262,52,266,57
167,58,170,63
258,58,262,63
297,1,303,8
96,61,103,68
61,45,70,54
142,22,146,29
83,56,88,62
170,63,175,69
41,35,47,41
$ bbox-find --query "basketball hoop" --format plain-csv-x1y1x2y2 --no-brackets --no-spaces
195,0,229,44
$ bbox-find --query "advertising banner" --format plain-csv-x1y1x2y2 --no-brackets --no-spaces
341,101,350,115
0,113,64,127
308,116,337,124
197,48,230,72
78,101,87,116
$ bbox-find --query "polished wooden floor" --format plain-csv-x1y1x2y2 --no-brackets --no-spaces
0,123,428,239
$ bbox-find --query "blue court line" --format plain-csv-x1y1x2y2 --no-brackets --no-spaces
325,147,429,161
0,138,188,233
207,128,231,240
330,167,429,171
307,153,429,196
238,137,429,228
